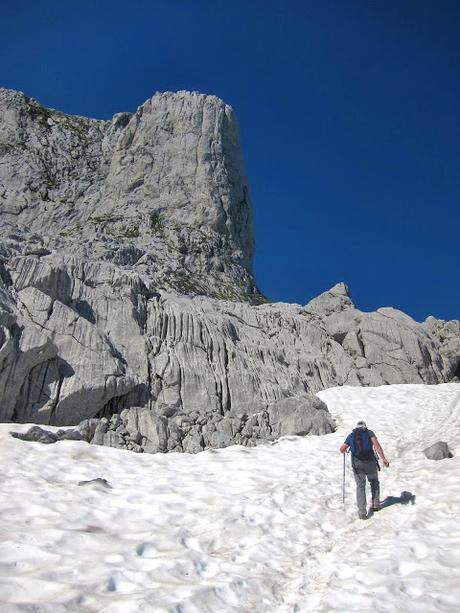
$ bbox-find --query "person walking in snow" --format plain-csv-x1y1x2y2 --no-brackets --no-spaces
340,421,390,519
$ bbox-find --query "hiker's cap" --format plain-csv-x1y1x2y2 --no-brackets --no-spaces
356,420,367,429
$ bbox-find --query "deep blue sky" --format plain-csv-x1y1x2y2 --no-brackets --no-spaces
2,1,459,321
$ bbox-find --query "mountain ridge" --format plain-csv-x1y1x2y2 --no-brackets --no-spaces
0,88,458,453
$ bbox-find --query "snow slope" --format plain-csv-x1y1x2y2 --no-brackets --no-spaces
1,384,460,612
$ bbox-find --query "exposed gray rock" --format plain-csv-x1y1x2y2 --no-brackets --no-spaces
101,430,125,449
10,425,84,444
0,87,258,302
305,282,354,316
303,284,460,387
423,441,453,461
10,426,58,444
78,478,112,489
424,317,460,382
57,428,84,441
77,418,100,442
0,88,459,455
90,418,109,446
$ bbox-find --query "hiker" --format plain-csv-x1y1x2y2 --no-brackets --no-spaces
340,421,390,519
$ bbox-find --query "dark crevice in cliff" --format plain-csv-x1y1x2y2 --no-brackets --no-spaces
0,264,12,288
454,359,460,381
95,384,151,419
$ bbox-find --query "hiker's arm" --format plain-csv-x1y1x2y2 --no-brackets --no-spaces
339,443,349,454
371,436,390,467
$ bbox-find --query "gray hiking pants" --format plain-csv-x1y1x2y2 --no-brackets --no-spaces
353,458,380,515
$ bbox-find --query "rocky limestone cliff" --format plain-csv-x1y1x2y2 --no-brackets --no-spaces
0,88,257,301
1,89,459,454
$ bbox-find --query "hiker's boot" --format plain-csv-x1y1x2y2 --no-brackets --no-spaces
358,511,367,520
372,500,380,512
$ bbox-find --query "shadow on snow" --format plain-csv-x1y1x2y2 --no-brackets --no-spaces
380,491,416,509
368,491,416,518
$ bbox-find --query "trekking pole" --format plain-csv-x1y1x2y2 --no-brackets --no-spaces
342,452,346,506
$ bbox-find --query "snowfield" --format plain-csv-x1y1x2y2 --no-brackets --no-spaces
1,383,460,612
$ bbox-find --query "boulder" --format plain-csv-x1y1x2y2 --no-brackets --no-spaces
423,441,453,461
10,426,58,444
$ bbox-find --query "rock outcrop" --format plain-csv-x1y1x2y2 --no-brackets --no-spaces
304,283,459,386
1,88,459,453
423,441,454,461
0,88,257,301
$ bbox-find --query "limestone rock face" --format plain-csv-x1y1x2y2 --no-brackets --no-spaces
424,317,460,381
304,283,460,387
0,88,257,301
0,88,459,453
0,253,335,446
